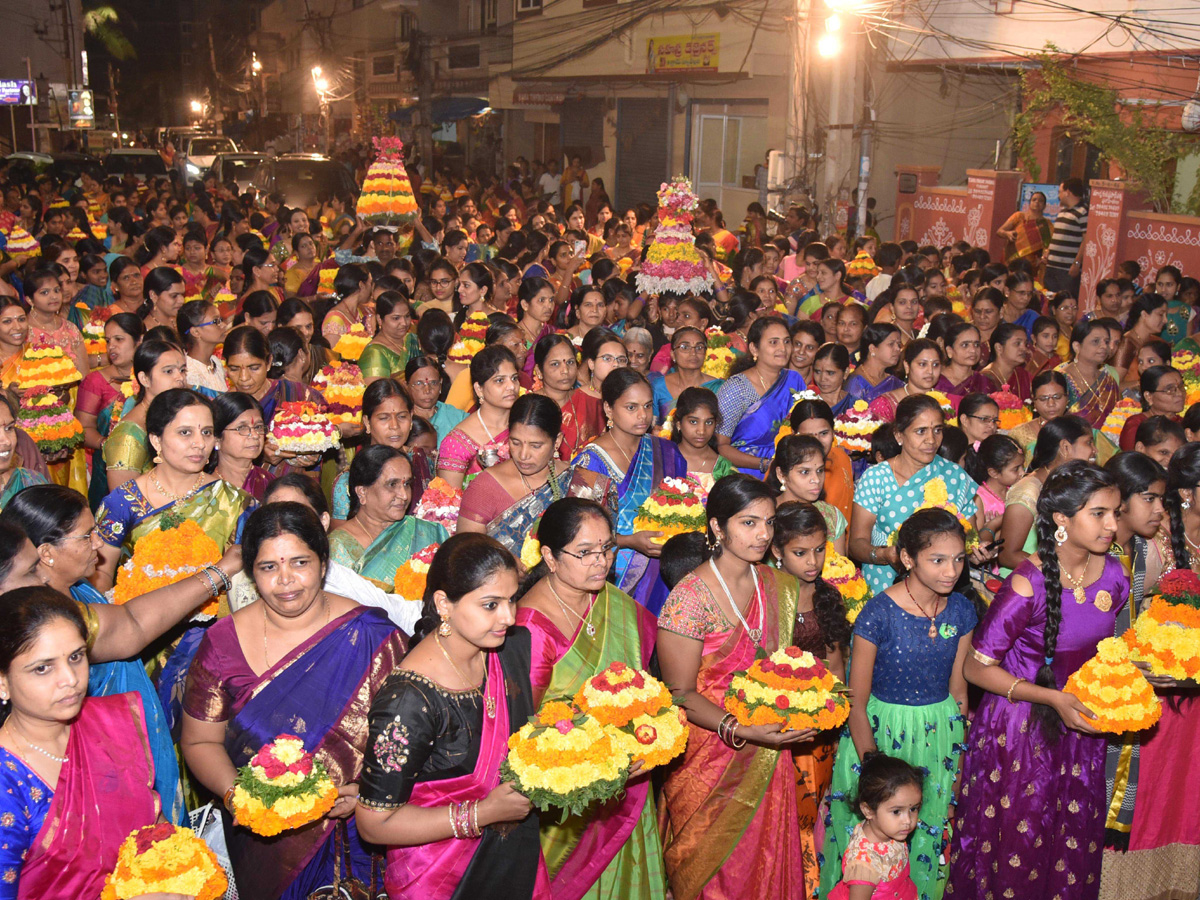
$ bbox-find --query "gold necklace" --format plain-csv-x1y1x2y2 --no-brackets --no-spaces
435,634,496,718
6,719,68,764
518,460,553,495
1062,555,1092,604
905,576,941,640
547,577,596,638
753,367,770,393
608,435,633,469
150,469,206,503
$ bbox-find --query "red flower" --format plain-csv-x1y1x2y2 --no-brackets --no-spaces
259,757,287,779
784,647,802,659
760,660,774,673
737,689,747,700
825,698,838,712
134,822,175,854
287,757,313,777
610,661,627,673
554,719,574,735
634,724,658,745
1160,570,1200,596
774,695,790,709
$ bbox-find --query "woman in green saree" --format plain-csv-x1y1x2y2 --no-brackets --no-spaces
76,313,143,509
516,498,666,900
329,444,448,591
95,388,255,590
359,290,419,386
100,338,188,493
457,393,614,560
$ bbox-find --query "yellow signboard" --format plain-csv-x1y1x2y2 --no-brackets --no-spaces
648,34,720,73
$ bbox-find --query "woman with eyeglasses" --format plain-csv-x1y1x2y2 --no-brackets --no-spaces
437,345,520,490
516,497,664,899
648,326,723,424
1117,364,1185,451
957,392,1002,447
360,290,419,386
236,245,284,312
1006,370,1069,464
572,368,687,615
210,391,274,501
0,484,187,824
404,354,466,453
178,299,228,395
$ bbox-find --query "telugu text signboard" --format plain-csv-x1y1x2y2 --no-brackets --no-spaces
647,34,720,73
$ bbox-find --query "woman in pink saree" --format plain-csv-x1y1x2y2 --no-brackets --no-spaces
356,533,550,900
0,587,161,899
656,474,813,900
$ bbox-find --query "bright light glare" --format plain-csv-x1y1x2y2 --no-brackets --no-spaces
826,13,842,30
817,33,841,57
314,77,330,93
825,0,864,10
189,100,203,113
311,66,322,78
251,53,262,74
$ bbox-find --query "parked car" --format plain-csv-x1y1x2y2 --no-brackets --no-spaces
206,152,269,194
247,154,358,211
103,149,170,182
5,151,105,187
176,134,239,183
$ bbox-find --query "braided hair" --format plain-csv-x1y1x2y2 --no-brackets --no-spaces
1032,461,1118,737
1165,443,1200,571
772,501,852,650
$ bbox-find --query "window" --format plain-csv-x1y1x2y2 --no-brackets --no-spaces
693,109,768,191
373,54,395,76
483,0,498,32
180,21,192,34
447,44,481,70
516,0,542,14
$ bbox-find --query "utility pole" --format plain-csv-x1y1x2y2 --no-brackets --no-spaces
109,62,121,146
854,38,874,239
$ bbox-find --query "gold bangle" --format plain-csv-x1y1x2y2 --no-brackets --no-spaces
1006,677,1026,703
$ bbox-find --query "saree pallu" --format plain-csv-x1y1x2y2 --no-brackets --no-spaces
382,631,550,900
358,517,449,590
89,395,135,510
518,586,665,900
201,608,406,900
475,467,614,558
658,568,803,900
0,468,46,509
560,390,605,461
72,579,183,825
572,436,687,615
1004,215,1051,265
16,694,159,899
358,335,419,380
1057,364,1119,429
729,370,808,476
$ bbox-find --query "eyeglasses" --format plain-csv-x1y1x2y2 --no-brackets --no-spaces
430,278,457,287
259,261,278,269
964,414,1001,426
674,343,705,353
61,527,99,543
559,544,617,565
598,354,628,366
1154,384,1185,395
1034,392,1065,403
229,423,267,437
196,318,222,328
409,379,440,389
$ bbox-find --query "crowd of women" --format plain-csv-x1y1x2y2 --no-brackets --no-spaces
0,159,1197,900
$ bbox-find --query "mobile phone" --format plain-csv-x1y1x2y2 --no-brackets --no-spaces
574,239,587,257
984,538,1005,551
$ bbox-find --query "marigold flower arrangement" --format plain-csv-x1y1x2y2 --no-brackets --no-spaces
501,700,630,817
448,312,490,364
573,662,688,770
925,389,957,424
112,518,221,617
1101,397,1142,441
1123,597,1200,680
632,476,707,544
990,388,1032,430
18,387,84,457
724,646,850,732
658,407,676,439
269,401,341,454
413,476,463,536
883,477,980,553
313,361,365,426
231,734,340,836
357,136,420,226
1064,637,1162,733
821,543,870,623
701,327,735,380
332,324,371,361
520,528,543,570
14,342,81,390
100,822,227,900
82,318,107,356
1153,569,1200,609
393,543,439,599
635,176,714,297
834,399,885,454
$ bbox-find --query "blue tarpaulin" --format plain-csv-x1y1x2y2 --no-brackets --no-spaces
387,97,489,124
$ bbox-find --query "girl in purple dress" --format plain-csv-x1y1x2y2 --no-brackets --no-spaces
947,461,1128,900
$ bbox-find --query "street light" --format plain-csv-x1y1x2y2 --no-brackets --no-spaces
251,53,262,75
817,33,841,57
190,99,204,114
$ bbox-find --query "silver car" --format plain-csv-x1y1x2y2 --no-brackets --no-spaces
206,152,270,193
176,135,239,183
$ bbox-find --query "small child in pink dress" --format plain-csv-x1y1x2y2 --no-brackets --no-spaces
963,433,1025,551
829,753,922,900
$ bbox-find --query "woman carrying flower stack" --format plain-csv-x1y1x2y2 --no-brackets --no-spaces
572,369,687,616
947,463,1128,900
821,507,976,900
715,317,806,477
770,502,852,896
517,498,666,900
666,387,733,499
356,533,550,900
183,503,408,900
0,588,164,898
330,445,447,587
658,474,813,900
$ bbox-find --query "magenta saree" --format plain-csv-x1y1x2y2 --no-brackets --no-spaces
656,566,804,900
17,693,160,899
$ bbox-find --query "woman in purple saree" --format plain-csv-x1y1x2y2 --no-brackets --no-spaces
356,533,550,900
182,503,408,900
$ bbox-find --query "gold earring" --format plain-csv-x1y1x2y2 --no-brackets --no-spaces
438,614,452,637
153,454,163,464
